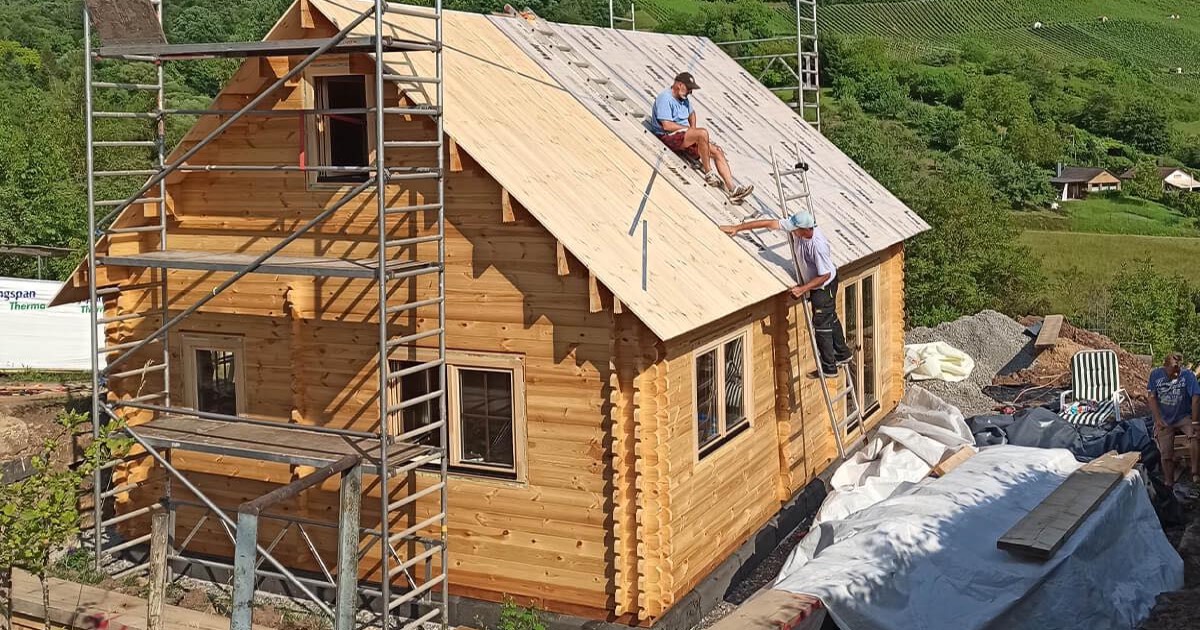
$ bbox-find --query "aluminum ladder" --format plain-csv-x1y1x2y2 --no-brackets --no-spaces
770,146,862,459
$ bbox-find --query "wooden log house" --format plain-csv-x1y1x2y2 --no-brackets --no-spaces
55,0,929,625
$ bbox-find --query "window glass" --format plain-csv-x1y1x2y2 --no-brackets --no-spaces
723,337,745,427
316,76,369,182
388,360,441,447
862,275,878,413
458,369,515,469
195,349,237,416
695,349,720,450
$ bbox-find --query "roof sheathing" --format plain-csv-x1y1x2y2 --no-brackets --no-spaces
487,16,929,277
311,0,786,341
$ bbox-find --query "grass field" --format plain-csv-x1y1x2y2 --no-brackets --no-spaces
1021,229,1200,311
1012,196,1198,236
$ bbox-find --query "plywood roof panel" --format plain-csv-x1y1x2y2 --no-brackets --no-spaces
487,17,929,276
312,0,788,340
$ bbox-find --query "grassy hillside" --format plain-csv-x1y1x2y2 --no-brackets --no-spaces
1013,197,1198,236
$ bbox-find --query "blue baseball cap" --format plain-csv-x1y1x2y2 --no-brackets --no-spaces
780,211,816,231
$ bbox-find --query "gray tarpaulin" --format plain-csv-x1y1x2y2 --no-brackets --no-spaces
772,446,1181,629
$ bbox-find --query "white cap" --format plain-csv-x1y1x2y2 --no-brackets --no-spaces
780,211,816,231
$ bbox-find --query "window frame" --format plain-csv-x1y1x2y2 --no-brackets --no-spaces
180,333,246,417
302,66,377,190
691,327,753,460
840,270,882,429
388,348,527,482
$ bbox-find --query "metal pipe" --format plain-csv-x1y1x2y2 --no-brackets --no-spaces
717,35,797,46
103,177,373,374
94,140,158,147
372,1,394,625
106,532,153,555
381,75,441,84
95,197,163,207
107,225,166,234
385,576,444,611
398,609,441,630
91,81,159,90
117,401,378,439
390,420,443,443
393,452,442,475
238,455,361,515
100,7,378,224
386,358,444,381
121,429,335,617
434,0,450,617
101,504,157,527
388,543,440,576
384,203,442,215
384,235,442,248
381,3,438,18
384,328,443,349
167,554,349,594
84,5,102,568
387,513,442,546
385,390,443,414
383,296,442,315
385,481,443,512
108,363,167,379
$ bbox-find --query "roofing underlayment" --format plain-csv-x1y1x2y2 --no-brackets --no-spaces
64,0,929,340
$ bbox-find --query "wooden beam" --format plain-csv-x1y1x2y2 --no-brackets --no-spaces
1035,314,1064,350
501,189,516,223
448,137,463,172
300,0,315,28
930,446,973,477
709,590,825,630
589,273,602,313
997,451,1139,560
613,296,624,314
556,241,570,276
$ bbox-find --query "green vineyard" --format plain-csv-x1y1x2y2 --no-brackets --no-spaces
634,0,1200,74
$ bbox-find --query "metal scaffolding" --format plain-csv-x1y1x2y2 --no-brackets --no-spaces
83,0,448,628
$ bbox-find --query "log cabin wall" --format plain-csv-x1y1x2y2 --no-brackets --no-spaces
102,11,628,614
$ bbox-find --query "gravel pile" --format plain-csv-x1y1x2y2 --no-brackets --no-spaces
905,310,1036,416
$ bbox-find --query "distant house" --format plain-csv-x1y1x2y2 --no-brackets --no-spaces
1050,166,1121,200
1119,166,1200,192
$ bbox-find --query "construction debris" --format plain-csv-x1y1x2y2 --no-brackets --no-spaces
906,310,1036,416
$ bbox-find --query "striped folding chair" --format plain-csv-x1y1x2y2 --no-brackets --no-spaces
1059,349,1126,427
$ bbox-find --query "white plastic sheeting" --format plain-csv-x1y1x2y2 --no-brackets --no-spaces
774,444,1182,629
816,387,975,524
904,341,975,382
0,277,99,371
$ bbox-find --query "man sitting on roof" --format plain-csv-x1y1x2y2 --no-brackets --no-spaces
720,211,852,379
651,72,753,204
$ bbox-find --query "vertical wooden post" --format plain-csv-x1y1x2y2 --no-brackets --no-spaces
334,464,363,630
148,510,169,630
230,512,259,630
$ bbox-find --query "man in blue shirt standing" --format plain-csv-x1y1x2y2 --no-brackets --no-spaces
1149,352,1200,492
720,211,852,378
650,72,753,204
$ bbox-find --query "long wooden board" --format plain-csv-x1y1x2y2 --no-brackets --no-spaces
709,590,825,630
997,451,1139,560
1035,314,1064,350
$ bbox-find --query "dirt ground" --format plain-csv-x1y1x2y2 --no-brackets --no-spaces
1140,502,1200,630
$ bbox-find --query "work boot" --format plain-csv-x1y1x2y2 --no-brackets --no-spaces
808,369,839,380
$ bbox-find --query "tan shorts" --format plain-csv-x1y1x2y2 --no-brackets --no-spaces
1156,421,1195,463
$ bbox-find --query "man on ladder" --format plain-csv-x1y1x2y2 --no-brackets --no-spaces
650,72,753,203
721,211,852,378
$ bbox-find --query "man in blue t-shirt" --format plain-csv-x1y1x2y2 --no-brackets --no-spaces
1149,352,1200,489
649,72,753,204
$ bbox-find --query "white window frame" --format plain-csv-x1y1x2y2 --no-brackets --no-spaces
181,333,246,416
389,348,527,482
841,271,882,428
302,64,377,190
691,327,752,460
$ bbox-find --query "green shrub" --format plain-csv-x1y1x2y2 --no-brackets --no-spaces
496,597,547,630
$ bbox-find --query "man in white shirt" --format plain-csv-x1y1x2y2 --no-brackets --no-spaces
721,211,852,377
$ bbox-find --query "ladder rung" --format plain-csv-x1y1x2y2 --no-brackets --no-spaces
785,192,810,202
386,481,445,512
833,386,853,400
94,112,160,119
107,225,163,235
385,234,442,248
95,197,163,207
385,296,443,315
383,140,441,148
92,82,158,91
95,169,159,177
385,328,444,350
387,544,441,578
778,168,808,177
387,358,445,382
387,169,442,181
385,390,445,415
123,391,169,405
381,106,442,117
393,420,445,443
844,410,862,424
385,203,442,215
382,74,442,85
93,52,158,62
94,140,157,148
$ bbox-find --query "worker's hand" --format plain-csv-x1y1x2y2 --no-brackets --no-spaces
720,225,740,236
789,285,807,299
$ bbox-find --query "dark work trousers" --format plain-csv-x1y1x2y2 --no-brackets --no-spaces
808,276,853,374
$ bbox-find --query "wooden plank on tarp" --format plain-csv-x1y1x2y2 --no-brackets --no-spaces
1035,314,1064,350
931,446,974,477
997,451,1139,560
709,589,825,630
